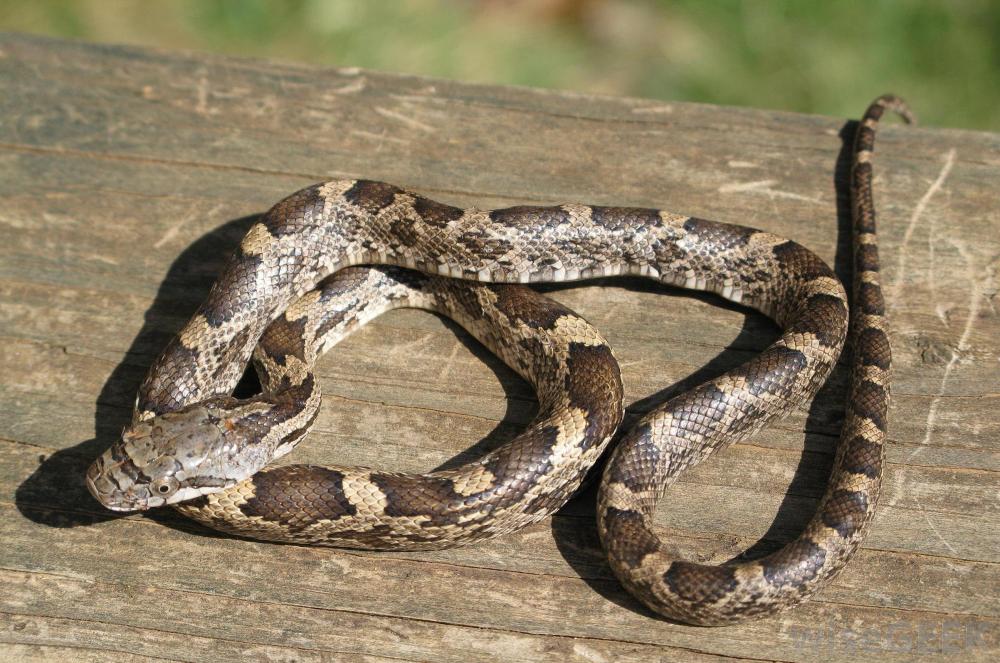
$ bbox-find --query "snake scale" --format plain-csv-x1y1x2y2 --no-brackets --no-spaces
88,95,910,624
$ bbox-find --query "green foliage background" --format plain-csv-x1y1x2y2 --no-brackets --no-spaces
2,0,996,130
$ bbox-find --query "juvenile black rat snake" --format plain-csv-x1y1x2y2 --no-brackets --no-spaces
88,96,910,624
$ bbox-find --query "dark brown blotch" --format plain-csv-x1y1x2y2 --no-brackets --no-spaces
856,243,880,273
343,180,403,215
841,435,883,480
259,314,309,368
865,102,886,121
264,374,317,416
851,379,888,431
852,161,873,199
241,466,356,529
858,327,891,370
564,342,624,441
822,489,870,538
233,382,314,445
371,473,467,521
772,241,836,282
387,215,423,248
790,293,849,348
852,171,874,217
492,285,570,329
480,425,561,509
662,562,739,606
855,125,876,153
602,507,661,569
856,282,885,316
413,195,464,228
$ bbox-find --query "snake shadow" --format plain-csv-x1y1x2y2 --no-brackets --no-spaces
14,213,263,531
548,119,861,619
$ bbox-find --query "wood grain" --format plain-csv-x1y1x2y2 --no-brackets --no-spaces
1,32,997,662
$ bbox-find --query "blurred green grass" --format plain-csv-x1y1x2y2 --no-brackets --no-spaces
2,0,997,130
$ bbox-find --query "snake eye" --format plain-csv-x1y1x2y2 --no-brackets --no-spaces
151,476,179,497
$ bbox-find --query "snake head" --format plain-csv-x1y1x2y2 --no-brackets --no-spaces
86,398,272,511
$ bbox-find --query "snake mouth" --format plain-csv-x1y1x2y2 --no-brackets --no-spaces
84,458,154,512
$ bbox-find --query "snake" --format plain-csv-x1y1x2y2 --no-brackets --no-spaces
86,95,910,624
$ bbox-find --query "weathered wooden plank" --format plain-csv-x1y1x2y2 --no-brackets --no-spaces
4,572,728,663
2,509,998,663
1,31,998,662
